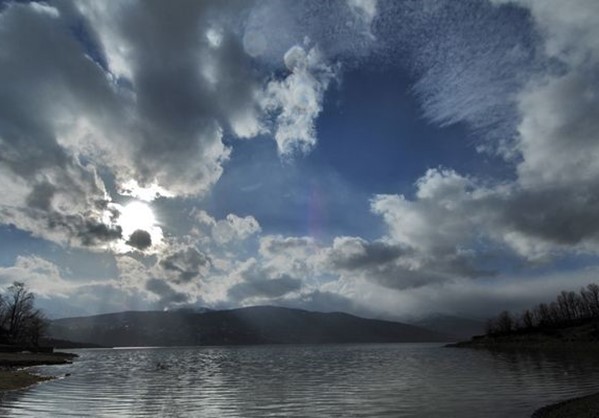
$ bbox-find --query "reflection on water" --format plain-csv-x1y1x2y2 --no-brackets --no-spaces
1,343,599,417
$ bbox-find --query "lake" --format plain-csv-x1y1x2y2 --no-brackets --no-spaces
1,343,599,417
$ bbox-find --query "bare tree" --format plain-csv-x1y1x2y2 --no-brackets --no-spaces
521,309,535,329
0,282,47,346
533,303,551,326
486,282,599,337
496,311,514,334
581,284,599,317
485,318,498,335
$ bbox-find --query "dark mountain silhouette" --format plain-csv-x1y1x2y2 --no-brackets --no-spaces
48,306,452,347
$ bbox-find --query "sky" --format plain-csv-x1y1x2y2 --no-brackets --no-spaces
1,0,599,321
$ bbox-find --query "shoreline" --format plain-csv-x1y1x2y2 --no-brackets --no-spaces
0,351,77,392
532,392,599,417
0,369,53,392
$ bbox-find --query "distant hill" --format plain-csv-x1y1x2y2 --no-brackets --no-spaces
408,314,486,340
48,306,452,347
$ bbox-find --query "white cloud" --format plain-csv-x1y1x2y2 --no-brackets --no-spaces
372,170,479,253
262,45,338,156
212,214,262,245
190,210,261,246
492,0,599,65
259,235,319,279
0,256,94,299
347,0,378,39
29,2,60,18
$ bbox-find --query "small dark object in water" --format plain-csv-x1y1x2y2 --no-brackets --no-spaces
65,373,71,377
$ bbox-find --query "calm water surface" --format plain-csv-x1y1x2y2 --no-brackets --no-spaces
1,343,599,417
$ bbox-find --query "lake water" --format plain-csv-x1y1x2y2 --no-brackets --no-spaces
1,343,599,417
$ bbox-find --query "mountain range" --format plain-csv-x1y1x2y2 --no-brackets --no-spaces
48,306,454,347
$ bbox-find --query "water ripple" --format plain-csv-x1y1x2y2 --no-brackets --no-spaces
2,344,599,417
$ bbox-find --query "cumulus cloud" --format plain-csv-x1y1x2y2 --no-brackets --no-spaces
212,214,261,245
67,0,261,197
115,255,150,290
228,275,302,301
322,234,490,290
0,1,307,251
4,0,599,320
259,235,319,280
0,255,161,317
115,248,207,307
491,0,599,66
225,258,303,302
145,278,189,305
192,210,261,245
0,2,129,246
262,45,338,156
159,247,212,284
0,256,71,297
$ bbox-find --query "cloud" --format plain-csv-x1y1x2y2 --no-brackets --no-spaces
262,45,338,156
228,275,302,301
126,229,152,251
0,3,119,247
347,0,378,37
225,258,303,302
0,256,70,297
317,267,599,320
325,237,403,270
158,247,212,284
192,210,261,245
212,214,261,245
145,278,189,305
0,255,161,317
3,0,599,321
491,0,599,66
371,158,599,265
68,0,263,197
116,249,207,307
259,235,318,279
323,235,489,290
116,255,149,290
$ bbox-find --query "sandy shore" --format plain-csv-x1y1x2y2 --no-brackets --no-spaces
0,351,76,391
532,392,599,417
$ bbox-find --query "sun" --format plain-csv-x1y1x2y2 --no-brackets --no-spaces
119,201,157,236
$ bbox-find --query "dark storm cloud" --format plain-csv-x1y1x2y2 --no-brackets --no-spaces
77,219,123,246
0,2,125,246
327,239,404,270
499,185,599,247
73,0,263,196
259,236,315,255
159,247,211,284
0,0,269,248
126,229,152,251
146,278,189,305
323,236,493,290
228,275,302,301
